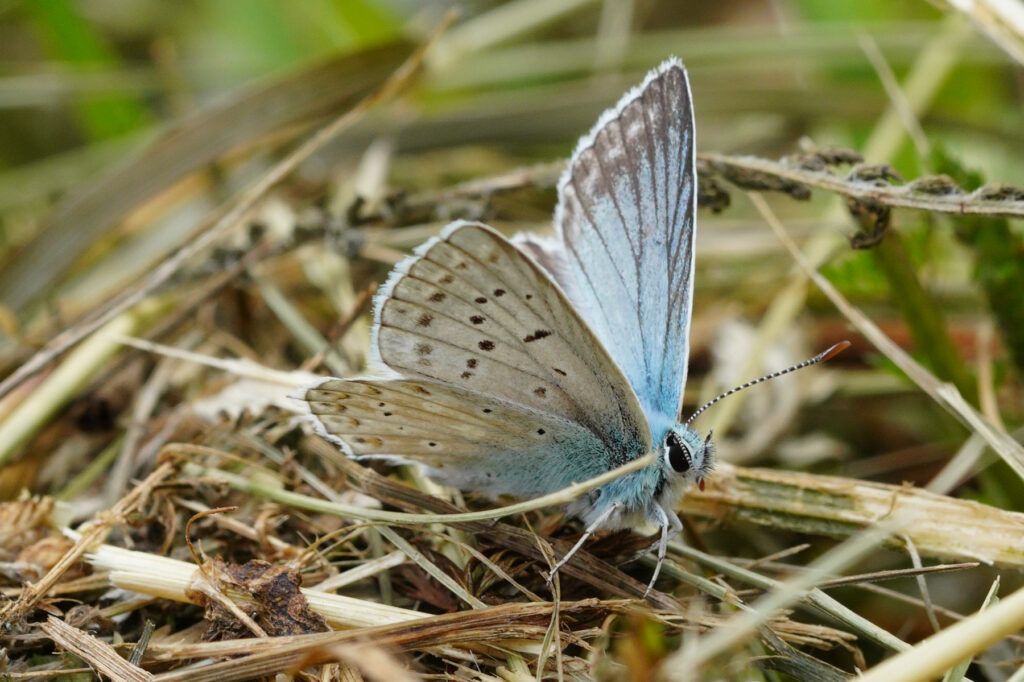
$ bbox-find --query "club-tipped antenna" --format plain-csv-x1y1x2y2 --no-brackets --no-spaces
684,341,851,425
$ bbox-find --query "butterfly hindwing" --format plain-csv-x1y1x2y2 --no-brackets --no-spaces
554,58,697,438
306,378,611,497
371,220,650,457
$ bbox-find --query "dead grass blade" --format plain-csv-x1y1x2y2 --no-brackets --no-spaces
40,615,154,682
859,580,1024,682
183,449,656,526
936,0,1024,65
147,600,614,682
314,642,417,682
86,542,423,628
0,299,169,467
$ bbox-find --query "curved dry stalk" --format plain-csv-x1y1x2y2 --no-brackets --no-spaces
182,449,656,526
705,151,1024,218
378,150,1024,224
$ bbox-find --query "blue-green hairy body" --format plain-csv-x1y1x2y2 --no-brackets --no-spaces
303,57,714,545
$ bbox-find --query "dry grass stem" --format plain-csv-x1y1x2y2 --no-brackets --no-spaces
40,615,154,682
683,462,1024,566
87,542,424,628
185,450,657,526
859,581,1024,682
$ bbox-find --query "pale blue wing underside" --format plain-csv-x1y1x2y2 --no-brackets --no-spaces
552,58,697,441
306,378,612,498
302,221,652,502
369,221,649,458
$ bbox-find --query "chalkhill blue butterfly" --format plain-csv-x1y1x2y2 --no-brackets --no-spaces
303,57,847,592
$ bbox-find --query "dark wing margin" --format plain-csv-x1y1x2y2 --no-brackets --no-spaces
553,57,696,439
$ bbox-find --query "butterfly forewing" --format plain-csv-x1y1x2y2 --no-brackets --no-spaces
554,59,696,438
372,221,649,456
307,378,611,495
303,59,705,547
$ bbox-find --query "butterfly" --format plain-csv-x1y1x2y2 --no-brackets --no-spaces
302,57,844,592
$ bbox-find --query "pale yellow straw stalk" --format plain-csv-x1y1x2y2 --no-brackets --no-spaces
858,581,1024,682
87,542,541,655
88,543,421,628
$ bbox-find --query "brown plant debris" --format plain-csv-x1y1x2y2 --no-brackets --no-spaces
0,496,64,563
191,558,329,640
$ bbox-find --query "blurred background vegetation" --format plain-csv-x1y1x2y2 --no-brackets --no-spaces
3,0,1021,494
1,1,1023,680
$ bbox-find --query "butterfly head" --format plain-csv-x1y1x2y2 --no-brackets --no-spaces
662,424,714,492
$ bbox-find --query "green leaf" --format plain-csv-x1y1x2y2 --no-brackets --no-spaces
24,0,151,140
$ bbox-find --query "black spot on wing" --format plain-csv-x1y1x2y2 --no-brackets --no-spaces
523,329,552,343
478,340,495,351
469,315,485,325
429,292,446,303
474,296,488,304
416,313,433,327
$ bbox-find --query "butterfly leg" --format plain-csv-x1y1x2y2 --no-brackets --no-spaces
546,501,623,584
644,504,678,597
667,506,683,537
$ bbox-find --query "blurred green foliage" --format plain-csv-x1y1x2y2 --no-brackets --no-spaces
24,0,152,139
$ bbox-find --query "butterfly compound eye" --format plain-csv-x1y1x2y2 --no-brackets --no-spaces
666,433,691,473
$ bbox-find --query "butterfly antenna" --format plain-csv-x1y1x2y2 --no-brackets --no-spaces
685,341,851,425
